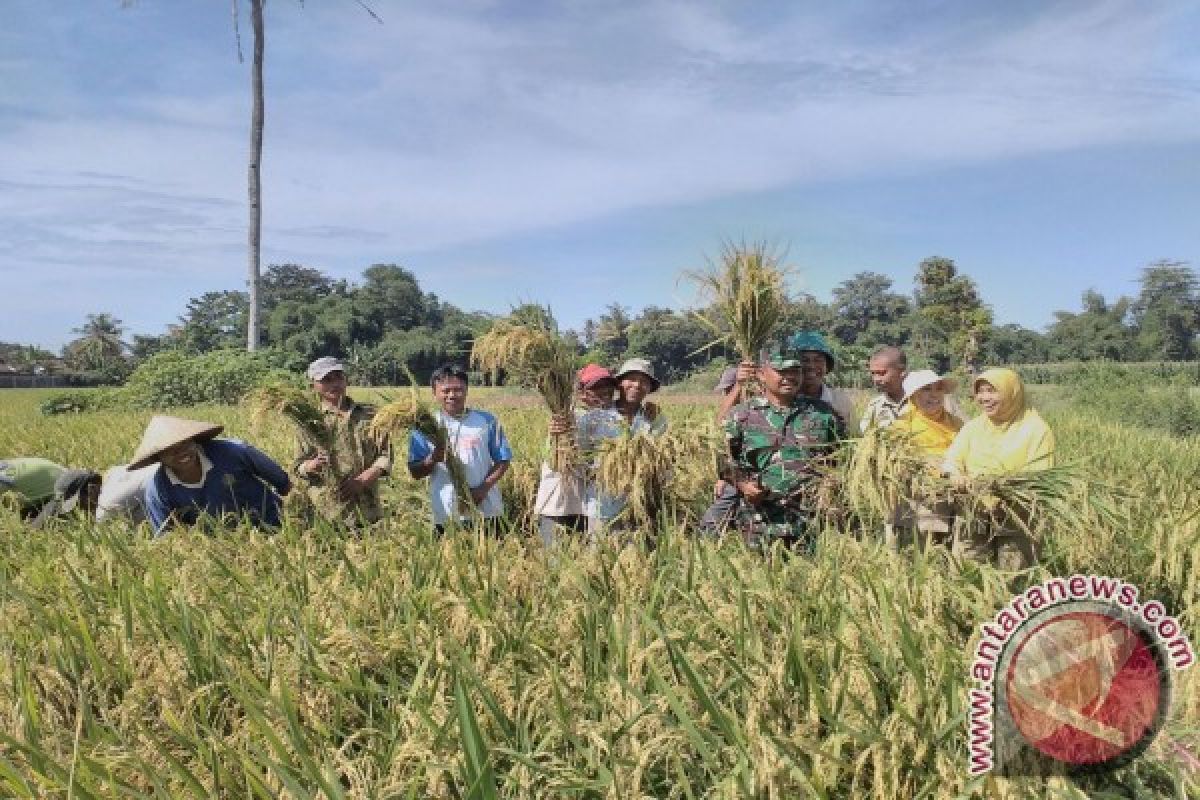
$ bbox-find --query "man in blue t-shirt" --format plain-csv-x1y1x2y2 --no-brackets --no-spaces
407,365,512,534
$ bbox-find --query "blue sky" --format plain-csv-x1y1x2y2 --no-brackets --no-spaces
3,1,1199,350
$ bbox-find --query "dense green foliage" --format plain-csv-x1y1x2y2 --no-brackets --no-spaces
14,259,1200,388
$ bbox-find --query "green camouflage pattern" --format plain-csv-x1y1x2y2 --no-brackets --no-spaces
723,394,845,548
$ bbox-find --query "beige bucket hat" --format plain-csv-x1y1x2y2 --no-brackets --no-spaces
614,358,660,392
128,415,224,470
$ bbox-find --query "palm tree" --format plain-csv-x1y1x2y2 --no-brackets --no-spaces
65,313,128,372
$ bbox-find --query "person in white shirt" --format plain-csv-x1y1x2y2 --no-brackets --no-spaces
407,365,513,535
861,345,908,433
94,463,156,524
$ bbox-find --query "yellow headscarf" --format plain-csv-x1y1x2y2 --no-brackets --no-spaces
942,368,1055,476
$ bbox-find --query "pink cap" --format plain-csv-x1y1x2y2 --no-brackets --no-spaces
577,363,615,388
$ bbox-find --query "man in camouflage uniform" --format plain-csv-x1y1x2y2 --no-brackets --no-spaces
723,340,846,553
294,357,392,527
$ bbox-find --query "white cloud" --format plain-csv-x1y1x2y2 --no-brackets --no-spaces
1,0,1198,345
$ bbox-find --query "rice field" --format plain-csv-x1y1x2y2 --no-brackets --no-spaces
0,387,1197,798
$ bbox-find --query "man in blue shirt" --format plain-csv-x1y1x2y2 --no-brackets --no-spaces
408,365,512,534
129,415,291,536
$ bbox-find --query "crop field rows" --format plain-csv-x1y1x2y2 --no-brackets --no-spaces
0,388,1197,798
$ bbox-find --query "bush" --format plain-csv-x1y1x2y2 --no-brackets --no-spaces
1015,361,1200,387
40,350,303,414
123,349,301,408
39,389,123,415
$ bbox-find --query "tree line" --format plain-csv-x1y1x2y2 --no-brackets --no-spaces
4,257,1197,387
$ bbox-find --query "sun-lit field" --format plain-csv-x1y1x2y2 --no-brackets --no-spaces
0,387,1197,798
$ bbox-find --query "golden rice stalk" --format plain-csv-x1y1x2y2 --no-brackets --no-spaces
944,465,1119,544
368,378,475,513
685,240,791,368
596,425,718,528
471,311,577,472
842,426,940,525
245,384,335,453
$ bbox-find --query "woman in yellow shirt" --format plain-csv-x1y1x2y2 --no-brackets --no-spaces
889,370,963,549
943,368,1056,568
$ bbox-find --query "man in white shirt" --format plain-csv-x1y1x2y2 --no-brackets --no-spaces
407,365,513,535
860,346,908,433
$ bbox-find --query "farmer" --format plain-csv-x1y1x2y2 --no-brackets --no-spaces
698,360,757,536
1,458,101,526
293,356,392,527
408,364,512,535
724,339,846,554
888,369,964,549
942,368,1055,569
860,345,908,432
613,358,667,434
132,415,292,536
592,358,668,530
94,463,156,524
535,363,617,545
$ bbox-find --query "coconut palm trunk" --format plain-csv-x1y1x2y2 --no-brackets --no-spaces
246,0,264,351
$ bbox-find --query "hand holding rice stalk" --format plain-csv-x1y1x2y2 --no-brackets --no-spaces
367,375,475,513
245,384,345,514
945,465,1123,543
471,309,577,472
596,425,719,528
686,240,791,394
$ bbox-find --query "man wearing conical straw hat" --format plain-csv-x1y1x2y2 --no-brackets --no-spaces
723,337,846,554
131,415,291,536
294,356,392,527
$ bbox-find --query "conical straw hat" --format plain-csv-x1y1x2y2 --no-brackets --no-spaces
128,415,224,470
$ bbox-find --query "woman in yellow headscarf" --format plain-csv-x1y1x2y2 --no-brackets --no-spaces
942,368,1055,568
888,370,964,548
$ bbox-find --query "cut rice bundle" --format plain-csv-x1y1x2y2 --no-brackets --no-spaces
472,310,577,472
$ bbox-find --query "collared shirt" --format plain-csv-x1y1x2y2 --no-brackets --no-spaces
145,439,291,535
294,396,392,524
724,394,845,538
589,405,667,522
163,448,213,488
860,393,908,433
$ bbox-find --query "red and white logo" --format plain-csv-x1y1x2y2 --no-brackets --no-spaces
996,602,1170,770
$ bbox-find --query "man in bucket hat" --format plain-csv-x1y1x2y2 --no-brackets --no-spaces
722,338,846,553
132,415,291,536
294,356,392,527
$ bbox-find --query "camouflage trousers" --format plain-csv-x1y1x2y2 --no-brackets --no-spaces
734,504,815,556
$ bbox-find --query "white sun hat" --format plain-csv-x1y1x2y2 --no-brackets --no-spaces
128,415,224,470
902,369,957,402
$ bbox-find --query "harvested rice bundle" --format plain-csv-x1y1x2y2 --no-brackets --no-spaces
472,310,576,472
245,384,335,454
686,240,791,394
947,465,1117,542
368,380,474,512
245,384,345,517
842,425,940,525
596,425,718,528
